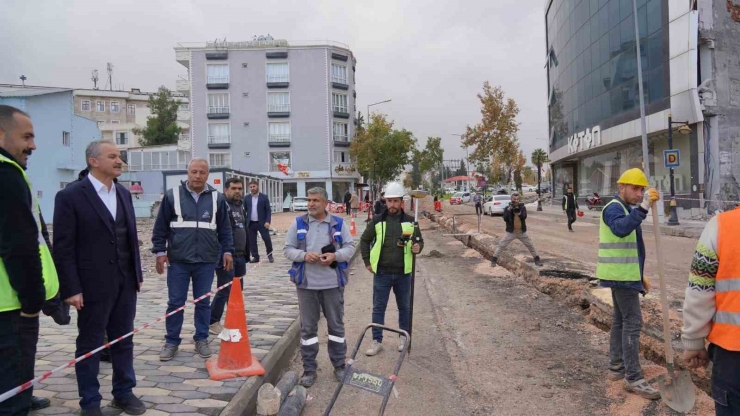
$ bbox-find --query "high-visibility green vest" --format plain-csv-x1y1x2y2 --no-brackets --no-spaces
369,220,415,274
0,154,59,312
596,199,641,281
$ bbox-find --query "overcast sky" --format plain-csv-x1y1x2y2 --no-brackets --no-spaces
1,0,548,166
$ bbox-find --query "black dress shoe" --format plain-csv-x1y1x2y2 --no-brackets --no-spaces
80,408,103,416
110,395,146,415
30,396,50,411
250,258,259,263
100,348,111,363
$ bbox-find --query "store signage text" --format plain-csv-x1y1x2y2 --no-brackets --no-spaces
296,172,311,178
567,126,601,154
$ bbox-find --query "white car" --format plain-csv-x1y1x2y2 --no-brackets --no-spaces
450,192,471,205
483,195,512,216
291,196,308,211
525,185,538,192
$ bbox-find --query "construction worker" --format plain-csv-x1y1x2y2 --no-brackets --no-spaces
0,105,59,415
360,182,422,356
562,186,579,232
597,168,660,400
473,192,483,216
284,187,356,387
681,208,740,414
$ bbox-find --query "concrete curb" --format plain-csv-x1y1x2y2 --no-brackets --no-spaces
222,228,366,416
425,212,711,394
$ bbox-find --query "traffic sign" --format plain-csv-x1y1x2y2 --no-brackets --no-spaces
664,149,680,168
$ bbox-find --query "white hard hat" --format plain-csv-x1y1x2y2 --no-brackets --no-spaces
384,182,405,198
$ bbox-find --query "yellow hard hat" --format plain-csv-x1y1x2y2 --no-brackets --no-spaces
617,168,649,187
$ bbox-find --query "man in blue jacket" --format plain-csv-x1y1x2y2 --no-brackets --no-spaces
152,158,233,361
245,180,274,263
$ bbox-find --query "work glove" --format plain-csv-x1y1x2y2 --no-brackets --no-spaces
640,188,660,211
642,276,651,294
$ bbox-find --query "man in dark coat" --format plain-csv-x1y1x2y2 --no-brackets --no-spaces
244,180,274,263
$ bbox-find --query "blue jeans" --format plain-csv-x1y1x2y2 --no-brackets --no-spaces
0,312,38,416
710,343,740,416
210,256,247,325
165,262,216,346
609,287,643,382
372,273,411,342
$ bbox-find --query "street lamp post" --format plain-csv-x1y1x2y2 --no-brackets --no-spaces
667,114,691,226
537,153,543,211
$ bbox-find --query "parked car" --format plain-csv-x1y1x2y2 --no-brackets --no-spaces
525,185,538,192
449,192,471,205
291,196,308,211
483,195,512,216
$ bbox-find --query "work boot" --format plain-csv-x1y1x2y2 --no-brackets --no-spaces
250,258,260,264
195,340,212,358
607,368,625,381
334,364,346,382
300,371,316,387
365,340,383,356
30,396,50,411
110,395,146,415
490,257,498,267
624,379,661,400
159,343,178,361
209,322,223,336
100,348,111,363
268,254,274,263
534,256,543,267
398,336,407,352
80,408,103,416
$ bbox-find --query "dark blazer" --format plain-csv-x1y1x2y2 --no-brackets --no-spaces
53,176,143,301
244,192,272,226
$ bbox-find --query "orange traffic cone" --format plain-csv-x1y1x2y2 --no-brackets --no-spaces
350,213,357,236
206,277,265,380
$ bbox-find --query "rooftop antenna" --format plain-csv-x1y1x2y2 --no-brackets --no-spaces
105,63,114,91
19,75,27,87
91,70,99,90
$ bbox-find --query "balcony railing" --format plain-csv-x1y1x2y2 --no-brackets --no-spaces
332,76,348,85
267,75,289,83
333,135,350,146
333,106,348,113
269,163,291,172
269,134,291,143
267,104,290,113
208,135,231,144
207,76,229,84
207,106,229,114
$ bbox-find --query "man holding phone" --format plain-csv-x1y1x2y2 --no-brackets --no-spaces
283,187,356,388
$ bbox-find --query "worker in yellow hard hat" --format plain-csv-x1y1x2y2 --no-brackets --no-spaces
596,168,661,399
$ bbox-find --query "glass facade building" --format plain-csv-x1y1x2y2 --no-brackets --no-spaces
546,0,669,152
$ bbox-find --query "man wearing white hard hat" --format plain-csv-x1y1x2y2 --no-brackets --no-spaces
360,182,423,356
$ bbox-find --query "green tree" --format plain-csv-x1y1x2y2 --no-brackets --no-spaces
531,148,550,188
409,149,424,189
349,113,416,191
355,111,365,135
133,86,183,146
454,160,467,177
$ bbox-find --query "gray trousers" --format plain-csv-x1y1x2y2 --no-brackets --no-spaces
493,230,539,258
297,287,346,372
609,287,644,382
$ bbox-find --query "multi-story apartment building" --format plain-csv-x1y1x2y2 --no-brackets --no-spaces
544,0,740,213
175,37,359,202
72,88,191,164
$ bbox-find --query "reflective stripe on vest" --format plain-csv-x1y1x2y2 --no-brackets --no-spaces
170,185,218,230
369,220,415,274
708,209,740,351
0,154,59,312
595,199,641,281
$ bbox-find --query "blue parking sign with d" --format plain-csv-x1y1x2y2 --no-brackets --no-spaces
664,149,680,168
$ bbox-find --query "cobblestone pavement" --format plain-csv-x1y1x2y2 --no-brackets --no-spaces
29,212,366,416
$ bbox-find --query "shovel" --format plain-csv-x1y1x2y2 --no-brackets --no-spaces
651,204,696,413
407,190,429,354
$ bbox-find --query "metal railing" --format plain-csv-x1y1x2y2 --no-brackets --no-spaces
267,75,289,83
207,105,229,114
333,135,349,143
208,135,230,144
176,39,351,50
268,134,291,143
127,163,188,172
333,105,348,113
268,104,290,113
207,76,229,84
332,76,348,84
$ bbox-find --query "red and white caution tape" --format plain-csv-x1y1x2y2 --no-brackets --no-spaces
0,251,275,404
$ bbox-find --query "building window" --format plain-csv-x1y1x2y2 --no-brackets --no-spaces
178,103,190,111
119,150,128,163
96,120,104,128
268,122,291,143
333,150,349,163
207,93,229,114
127,104,136,115
81,100,91,111
331,64,348,84
332,93,348,113
333,122,349,142
116,132,128,145
96,101,105,112
62,131,70,147
207,64,229,84
111,120,120,124
208,123,230,145
267,92,290,113
177,151,191,168
209,152,231,168
269,151,291,172
110,101,120,113
266,63,289,83
150,151,169,170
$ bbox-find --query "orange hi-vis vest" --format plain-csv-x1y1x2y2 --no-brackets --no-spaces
708,209,740,351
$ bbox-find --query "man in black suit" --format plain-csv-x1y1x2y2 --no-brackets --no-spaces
245,180,274,263
53,140,145,416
